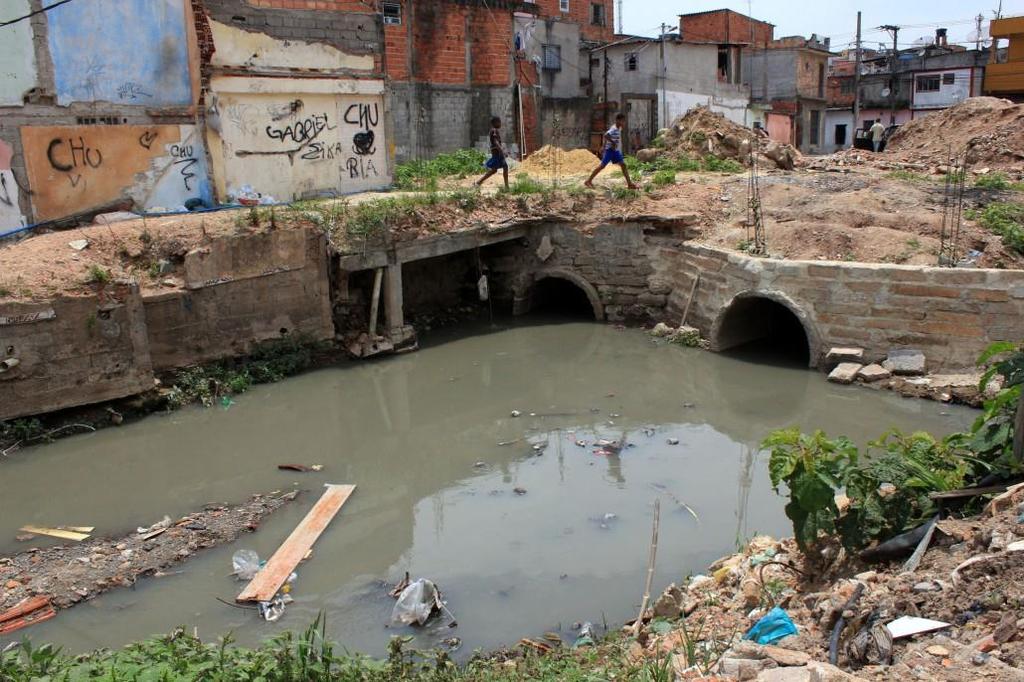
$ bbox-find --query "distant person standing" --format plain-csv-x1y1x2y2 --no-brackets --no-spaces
477,116,509,189
585,113,639,190
869,119,886,153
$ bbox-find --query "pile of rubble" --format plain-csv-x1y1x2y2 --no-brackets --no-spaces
629,484,1024,680
637,106,801,170
886,97,1024,170
824,347,994,406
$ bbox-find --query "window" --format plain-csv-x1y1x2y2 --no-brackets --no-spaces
809,110,821,145
542,44,562,71
560,0,569,11
840,78,855,95
942,73,955,85
818,63,825,98
382,2,401,25
625,52,638,71
591,2,605,26
916,75,940,92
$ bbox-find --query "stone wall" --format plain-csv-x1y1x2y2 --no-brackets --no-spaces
0,286,153,421
143,229,335,371
665,244,1024,370
0,228,334,419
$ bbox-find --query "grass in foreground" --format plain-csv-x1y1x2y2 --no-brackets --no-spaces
968,201,1024,255
395,149,488,191
0,617,677,682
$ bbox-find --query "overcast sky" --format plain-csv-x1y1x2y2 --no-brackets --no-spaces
621,0,1024,51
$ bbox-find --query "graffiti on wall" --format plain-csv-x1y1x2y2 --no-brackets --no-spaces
46,0,192,106
0,0,37,106
0,141,27,229
21,125,211,222
214,87,389,200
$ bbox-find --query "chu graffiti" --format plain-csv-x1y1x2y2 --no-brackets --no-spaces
170,143,198,192
47,137,102,187
344,103,379,156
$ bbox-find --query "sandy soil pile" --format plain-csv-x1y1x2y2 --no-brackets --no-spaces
645,106,801,170
518,145,600,178
886,97,1024,170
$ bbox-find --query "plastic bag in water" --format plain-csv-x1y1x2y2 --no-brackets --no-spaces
232,549,261,581
390,579,440,626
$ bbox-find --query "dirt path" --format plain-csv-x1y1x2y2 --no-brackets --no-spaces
0,491,297,616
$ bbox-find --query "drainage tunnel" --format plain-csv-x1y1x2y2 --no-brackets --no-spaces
526,274,604,320
714,295,812,367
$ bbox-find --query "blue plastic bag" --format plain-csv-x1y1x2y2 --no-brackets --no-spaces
744,606,798,645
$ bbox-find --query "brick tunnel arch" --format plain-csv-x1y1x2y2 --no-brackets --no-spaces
710,291,820,368
520,269,605,321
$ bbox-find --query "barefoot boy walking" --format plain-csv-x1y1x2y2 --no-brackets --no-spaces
585,113,638,190
477,116,510,189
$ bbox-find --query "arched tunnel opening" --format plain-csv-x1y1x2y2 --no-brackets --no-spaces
715,296,812,367
528,276,601,320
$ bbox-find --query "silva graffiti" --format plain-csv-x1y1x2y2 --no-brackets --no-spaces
21,125,211,222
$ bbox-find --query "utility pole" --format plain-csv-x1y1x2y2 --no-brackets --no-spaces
880,24,900,126
659,23,668,129
616,0,623,35
853,11,862,146
976,14,984,50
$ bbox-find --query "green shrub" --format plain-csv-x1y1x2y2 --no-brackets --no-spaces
702,155,744,174
86,264,112,284
395,149,487,189
975,172,1011,190
652,169,677,187
970,201,1024,254
500,174,548,196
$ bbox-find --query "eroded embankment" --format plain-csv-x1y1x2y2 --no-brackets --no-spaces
0,492,296,617
1,181,1024,426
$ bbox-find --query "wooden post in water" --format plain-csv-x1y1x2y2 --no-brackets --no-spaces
368,267,384,337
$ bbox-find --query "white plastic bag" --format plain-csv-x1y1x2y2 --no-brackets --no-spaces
232,549,261,580
390,579,440,626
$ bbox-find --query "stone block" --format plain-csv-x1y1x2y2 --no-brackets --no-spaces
828,363,863,385
883,349,926,376
825,347,864,366
857,364,891,383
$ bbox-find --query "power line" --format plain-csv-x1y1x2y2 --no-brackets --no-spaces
0,0,75,28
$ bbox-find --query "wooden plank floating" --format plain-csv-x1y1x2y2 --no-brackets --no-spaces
237,484,355,603
19,525,91,541
0,596,56,636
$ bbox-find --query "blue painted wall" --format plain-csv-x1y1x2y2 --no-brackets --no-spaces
47,0,193,107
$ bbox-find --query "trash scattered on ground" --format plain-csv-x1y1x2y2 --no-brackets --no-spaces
510,410,521,418
573,621,596,648
744,606,798,645
258,592,293,622
667,437,679,445
18,525,92,542
0,492,297,623
68,239,89,251
390,578,455,627
513,487,528,496
137,516,172,535
277,464,324,473
886,616,952,639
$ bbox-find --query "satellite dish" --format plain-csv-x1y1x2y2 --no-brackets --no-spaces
881,87,891,97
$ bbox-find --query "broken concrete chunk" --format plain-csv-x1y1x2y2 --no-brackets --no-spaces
825,347,864,366
883,349,926,376
857,364,891,383
68,239,89,251
731,641,812,667
652,582,685,618
828,363,863,385
651,322,673,337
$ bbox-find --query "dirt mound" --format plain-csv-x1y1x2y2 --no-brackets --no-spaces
518,145,600,178
886,97,1024,169
641,105,801,170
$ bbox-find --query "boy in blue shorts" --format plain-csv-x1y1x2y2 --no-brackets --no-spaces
477,116,510,189
585,113,638,190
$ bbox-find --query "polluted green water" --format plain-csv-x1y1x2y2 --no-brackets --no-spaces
0,321,974,657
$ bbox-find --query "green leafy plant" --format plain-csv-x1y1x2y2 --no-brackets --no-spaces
499,173,548,196
968,201,1024,255
395,149,488,190
651,169,677,187
701,155,744,174
86,264,112,284
976,172,1011,190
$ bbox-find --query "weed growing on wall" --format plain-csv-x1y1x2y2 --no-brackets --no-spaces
86,265,112,285
165,335,323,410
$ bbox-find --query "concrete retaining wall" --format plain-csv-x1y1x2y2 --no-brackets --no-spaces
665,244,1024,370
0,286,153,421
